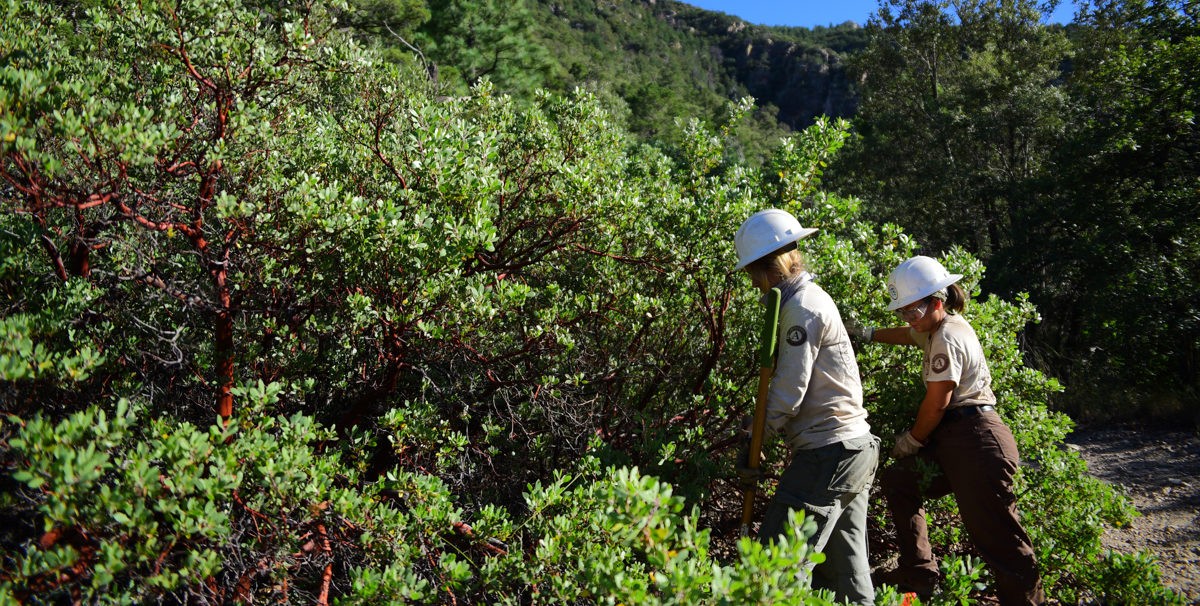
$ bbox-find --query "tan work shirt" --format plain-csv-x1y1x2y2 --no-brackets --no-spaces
766,273,871,451
910,313,997,409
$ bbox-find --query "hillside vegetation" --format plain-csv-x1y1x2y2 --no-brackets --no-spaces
348,0,1199,421
0,0,1191,603
342,0,865,163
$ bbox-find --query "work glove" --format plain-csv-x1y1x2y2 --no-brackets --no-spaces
738,414,754,438
891,430,924,459
735,440,764,487
844,318,875,344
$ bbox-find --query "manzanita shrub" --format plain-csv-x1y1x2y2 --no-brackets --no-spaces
0,0,1182,603
2,389,846,604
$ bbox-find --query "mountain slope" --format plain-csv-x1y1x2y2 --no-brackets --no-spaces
529,0,865,138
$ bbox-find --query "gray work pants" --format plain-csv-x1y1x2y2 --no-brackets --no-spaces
760,433,880,606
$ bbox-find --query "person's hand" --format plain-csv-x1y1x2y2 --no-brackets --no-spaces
845,318,875,344
891,431,924,458
739,414,754,437
735,440,764,487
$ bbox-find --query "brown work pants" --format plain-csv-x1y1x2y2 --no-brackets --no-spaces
879,410,1045,605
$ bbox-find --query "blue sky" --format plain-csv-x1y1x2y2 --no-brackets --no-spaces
684,0,1080,29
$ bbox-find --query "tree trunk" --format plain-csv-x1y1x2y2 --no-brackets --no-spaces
215,309,234,420
214,259,234,420
68,239,90,278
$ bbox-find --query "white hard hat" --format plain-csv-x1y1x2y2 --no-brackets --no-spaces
885,255,963,310
733,209,818,270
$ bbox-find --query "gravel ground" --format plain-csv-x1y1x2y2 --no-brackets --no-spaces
1066,422,1200,603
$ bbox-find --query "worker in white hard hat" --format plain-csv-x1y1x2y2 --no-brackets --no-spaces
848,255,1044,605
733,208,880,605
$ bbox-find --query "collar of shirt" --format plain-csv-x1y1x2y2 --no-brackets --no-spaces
770,271,814,307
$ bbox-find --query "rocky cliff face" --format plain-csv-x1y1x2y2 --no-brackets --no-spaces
668,6,863,130
723,37,859,128
532,0,862,133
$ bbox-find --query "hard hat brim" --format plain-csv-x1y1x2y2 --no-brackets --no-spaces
885,274,963,310
732,227,818,270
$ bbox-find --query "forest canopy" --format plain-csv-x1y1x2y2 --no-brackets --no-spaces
830,0,1199,420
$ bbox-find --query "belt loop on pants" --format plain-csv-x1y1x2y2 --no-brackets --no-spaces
942,405,995,422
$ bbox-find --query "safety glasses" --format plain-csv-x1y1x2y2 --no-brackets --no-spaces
895,300,929,323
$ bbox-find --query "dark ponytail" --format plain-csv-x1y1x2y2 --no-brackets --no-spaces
943,283,967,314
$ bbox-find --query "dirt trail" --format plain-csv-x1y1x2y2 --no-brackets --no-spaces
1066,422,1200,603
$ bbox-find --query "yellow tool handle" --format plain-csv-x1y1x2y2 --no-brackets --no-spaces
740,287,780,536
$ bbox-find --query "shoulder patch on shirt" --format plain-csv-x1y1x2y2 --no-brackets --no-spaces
931,353,949,373
785,325,807,346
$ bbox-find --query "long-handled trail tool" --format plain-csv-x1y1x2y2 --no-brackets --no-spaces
740,286,781,537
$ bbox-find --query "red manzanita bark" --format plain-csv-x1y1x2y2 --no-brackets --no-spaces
195,162,237,422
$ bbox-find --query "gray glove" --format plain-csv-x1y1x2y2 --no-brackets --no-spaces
738,414,754,437
845,318,875,344
735,440,764,487
891,431,924,458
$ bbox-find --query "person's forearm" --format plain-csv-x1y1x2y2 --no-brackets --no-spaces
910,402,946,443
910,381,955,442
873,326,916,346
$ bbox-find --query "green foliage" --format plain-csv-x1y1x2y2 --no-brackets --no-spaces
1078,550,1188,606
6,400,230,601
1,397,847,604
834,0,1072,258
340,0,431,39
938,554,986,604
830,0,1199,419
3,392,411,603
346,0,867,166
0,299,104,384
414,0,553,94
1019,0,1200,417
511,465,832,604
0,0,1180,602
0,223,110,397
